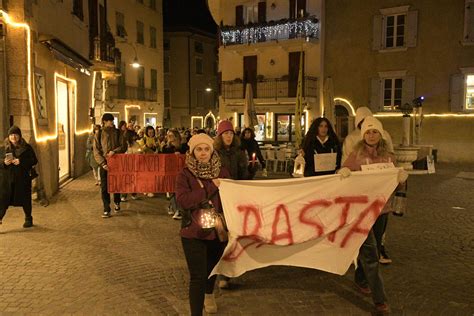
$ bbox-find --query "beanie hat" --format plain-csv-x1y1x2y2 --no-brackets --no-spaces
217,120,234,136
355,107,373,129
8,125,22,138
361,116,384,138
102,113,114,122
188,133,214,154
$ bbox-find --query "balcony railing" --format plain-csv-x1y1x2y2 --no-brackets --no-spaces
221,76,318,100
107,84,157,102
220,17,319,46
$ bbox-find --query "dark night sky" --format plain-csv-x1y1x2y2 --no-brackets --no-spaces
163,0,217,35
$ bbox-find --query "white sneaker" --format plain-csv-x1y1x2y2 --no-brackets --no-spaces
204,294,217,314
120,197,127,202
172,210,182,220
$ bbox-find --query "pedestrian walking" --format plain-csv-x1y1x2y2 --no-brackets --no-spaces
240,128,266,179
93,113,127,218
0,126,38,228
176,133,230,315
86,125,101,185
338,116,408,314
301,117,341,177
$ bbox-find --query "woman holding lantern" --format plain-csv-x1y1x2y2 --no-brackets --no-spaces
176,133,230,315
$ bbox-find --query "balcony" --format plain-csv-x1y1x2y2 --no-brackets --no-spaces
90,33,121,77
221,76,318,100
107,84,157,102
220,17,319,47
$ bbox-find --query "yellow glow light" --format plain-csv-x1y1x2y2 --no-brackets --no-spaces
191,116,204,128
303,109,309,134
125,105,141,123
233,112,238,128
375,113,474,118
203,111,216,129
334,97,357,116
265,112,274,139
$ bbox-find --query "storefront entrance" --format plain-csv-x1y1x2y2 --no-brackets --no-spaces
57,80,70,181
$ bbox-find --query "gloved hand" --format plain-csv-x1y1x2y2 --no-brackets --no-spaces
398,168,409,183
337,167,351,178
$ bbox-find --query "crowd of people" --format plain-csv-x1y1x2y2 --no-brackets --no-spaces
88,107,407,315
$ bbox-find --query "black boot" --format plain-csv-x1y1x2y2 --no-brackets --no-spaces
23,217,33,228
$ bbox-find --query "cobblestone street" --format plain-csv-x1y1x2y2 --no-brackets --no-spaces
1,164,473,315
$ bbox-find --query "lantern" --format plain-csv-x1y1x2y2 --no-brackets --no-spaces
292,154,305,177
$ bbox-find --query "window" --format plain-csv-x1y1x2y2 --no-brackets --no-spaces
73,0,84,20
136,21,144,44
245,4,259,23
149,0,157,10
290,0,306,19
383,78,403,109
196,58,203,75
164,89,171,107
466,75,474,109
150,26,157,48
164,56,170,73
116,11,127,38
151,69,157,91
137,67,145,100
384,14,405,48
164,39,170,50
373,6,417,51
194,41,204,54
197,90,204,107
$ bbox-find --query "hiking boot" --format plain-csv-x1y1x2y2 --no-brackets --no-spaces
23,217,33,228
204,294,217,314
102,211,111,218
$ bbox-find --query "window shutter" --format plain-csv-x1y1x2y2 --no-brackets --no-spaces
401,76,416,107
236,5,244,26
450,74,465,112
258,2,266,23
406,11,418,47
372,15,383,50
289,0,296,19
370,78,383,112
465,1,474,41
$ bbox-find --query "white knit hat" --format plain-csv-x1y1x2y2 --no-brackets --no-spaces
361,116,385,138
188,133,214,153
355,107,373,128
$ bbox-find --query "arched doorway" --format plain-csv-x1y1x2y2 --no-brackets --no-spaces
205,116,214,129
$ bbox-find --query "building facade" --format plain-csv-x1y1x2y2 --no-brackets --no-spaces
0,0,116,198
163,28,218,129
104,0,164,129
208,0,323,143
324,0,474,163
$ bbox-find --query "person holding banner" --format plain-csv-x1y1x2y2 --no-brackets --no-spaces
176,133,229,315
301,117,341,177
94,113,127,218
339,116,408,314
138,126,159,153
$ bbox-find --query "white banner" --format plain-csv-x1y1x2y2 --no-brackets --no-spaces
212,169,399,278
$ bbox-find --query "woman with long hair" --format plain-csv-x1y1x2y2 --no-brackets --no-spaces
240,128,266,179
0,126,38,228
176,133,229,315
302,117,341,177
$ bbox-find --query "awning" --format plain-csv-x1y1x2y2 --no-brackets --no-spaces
41,38,93,74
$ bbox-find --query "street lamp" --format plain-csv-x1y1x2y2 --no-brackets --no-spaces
117,39,142,68
205,87,212,92
131,56,141,69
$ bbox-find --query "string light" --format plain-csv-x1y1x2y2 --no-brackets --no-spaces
221,17,319,46
203,111,216,129
190,116,204,128
375,113,474,118
333,97,356,116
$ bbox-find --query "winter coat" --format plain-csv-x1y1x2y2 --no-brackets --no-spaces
176,167,230,239
343,143,396,171
216,146,249,180
342,129,394,165
303,136,342,177
93,126,127,167
85,133,99,169
241,138,266,168
0,139,38,209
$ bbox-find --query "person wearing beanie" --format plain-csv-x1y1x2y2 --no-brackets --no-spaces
0,126,38,228
338,116,408,314
175,134,230,315
93,114,127,218
342,107,394,164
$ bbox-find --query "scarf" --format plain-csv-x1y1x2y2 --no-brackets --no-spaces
185,151,221,179
4,137,28,158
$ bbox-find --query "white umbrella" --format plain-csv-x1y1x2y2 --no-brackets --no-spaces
243,83,258,129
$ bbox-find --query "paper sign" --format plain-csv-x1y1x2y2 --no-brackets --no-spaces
360,162,395,171
314,153,337,172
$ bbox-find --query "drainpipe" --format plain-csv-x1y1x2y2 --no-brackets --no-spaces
0,22,8,139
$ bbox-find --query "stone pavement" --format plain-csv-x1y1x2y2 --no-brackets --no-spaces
1,164,473,315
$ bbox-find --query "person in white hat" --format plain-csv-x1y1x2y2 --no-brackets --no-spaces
337,116,408,314
341,107,394,164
